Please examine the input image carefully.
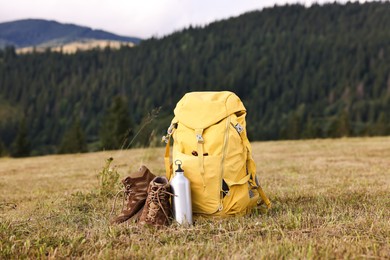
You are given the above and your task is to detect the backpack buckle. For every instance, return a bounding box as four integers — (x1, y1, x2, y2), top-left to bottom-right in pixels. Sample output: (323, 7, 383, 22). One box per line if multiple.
(196, 134, 204, 143)
(234, 123, 244, 134)
(167, 123, 177, 135)
(162, 135, 169, 143)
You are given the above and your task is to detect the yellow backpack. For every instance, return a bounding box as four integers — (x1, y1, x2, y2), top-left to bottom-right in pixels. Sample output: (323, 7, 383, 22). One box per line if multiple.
(164, 91, 271, 217)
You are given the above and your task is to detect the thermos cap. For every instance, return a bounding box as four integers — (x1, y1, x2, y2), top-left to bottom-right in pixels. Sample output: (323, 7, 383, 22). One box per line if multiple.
(175, 160, 184, 173)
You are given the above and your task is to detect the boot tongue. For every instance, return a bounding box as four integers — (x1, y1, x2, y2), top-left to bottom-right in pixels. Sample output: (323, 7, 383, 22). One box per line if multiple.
(122, 176, 132, 185)
(153, 177, 168, 185)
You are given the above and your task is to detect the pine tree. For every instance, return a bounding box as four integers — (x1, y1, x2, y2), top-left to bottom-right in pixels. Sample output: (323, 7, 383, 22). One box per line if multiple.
(286, 113, 301, 140)
(302, 116, 318, 139)
(336, 110, 351, 137)
(58, 119, 87, 154)
(99, 96, 132, 150)
(0, 138, 8, 157)
(11, 119, 31, 157)
(371, 112, 387, 136)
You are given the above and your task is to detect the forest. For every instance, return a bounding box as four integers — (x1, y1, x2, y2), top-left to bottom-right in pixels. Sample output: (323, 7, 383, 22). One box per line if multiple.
(0, 2, 389, 157)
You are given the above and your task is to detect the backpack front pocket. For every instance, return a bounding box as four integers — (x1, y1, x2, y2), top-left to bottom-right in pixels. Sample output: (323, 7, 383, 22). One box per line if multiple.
(222, 181, 251, 215)
(173, 151, 222, 214)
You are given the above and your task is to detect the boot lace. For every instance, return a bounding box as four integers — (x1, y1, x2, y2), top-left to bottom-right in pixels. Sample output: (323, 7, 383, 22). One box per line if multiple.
(145, 185, 173, 222)
(110, 184, 134, 216)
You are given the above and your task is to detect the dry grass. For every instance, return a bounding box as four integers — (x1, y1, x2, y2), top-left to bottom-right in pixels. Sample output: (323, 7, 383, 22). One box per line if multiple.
(0, 137, 389, 259)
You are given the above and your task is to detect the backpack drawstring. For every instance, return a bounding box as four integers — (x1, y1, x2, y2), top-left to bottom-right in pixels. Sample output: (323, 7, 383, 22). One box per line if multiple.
(195, 129, 206, 190)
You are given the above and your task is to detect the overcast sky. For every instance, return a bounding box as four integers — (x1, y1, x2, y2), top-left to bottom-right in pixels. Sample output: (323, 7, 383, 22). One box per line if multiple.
(0, 0, 374, 39)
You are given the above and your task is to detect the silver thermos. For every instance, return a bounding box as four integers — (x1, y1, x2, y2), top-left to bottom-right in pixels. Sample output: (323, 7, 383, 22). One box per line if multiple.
(170, 160, 193, 226)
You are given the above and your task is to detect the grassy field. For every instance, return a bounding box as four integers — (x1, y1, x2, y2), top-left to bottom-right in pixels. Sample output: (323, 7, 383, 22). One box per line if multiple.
(0, 137, 389, 259)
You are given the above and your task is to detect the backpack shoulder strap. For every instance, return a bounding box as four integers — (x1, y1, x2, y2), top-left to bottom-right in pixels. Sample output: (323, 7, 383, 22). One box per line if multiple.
(244, 138, 271, 208)
(163, 122, 177, 180)
(231, 118, 272, 209)
(164, 136, 172, 180)
(243, 135, 272, 209)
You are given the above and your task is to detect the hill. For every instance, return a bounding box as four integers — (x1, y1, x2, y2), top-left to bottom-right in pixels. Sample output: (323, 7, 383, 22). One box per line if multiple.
(0, 19, 141, 49)
(16, 39, 135, 54)
(0, 2, 390, 156)
(0, 137, 389, 258)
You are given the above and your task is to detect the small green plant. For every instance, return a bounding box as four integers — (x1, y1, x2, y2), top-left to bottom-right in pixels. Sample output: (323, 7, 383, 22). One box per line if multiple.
(97, 157, 120, 197)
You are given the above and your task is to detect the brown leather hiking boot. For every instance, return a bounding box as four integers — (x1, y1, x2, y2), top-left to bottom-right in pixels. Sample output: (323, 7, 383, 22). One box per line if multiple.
(139, 176, 173, 227)
(111, 165, 156, 224)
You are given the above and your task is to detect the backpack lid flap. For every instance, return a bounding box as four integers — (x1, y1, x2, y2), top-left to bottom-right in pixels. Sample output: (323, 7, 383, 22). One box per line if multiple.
(174, 91, 246, 129)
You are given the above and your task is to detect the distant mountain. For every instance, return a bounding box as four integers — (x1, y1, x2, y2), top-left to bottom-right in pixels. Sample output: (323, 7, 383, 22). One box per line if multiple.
(0, 19, 142, 49)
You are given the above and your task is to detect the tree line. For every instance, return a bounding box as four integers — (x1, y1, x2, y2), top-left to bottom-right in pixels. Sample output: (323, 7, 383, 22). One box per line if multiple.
(0, 2, 389, 157)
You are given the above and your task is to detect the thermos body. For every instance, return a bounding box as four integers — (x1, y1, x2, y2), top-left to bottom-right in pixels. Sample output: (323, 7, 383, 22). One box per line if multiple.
(170, 162, 193, 226)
